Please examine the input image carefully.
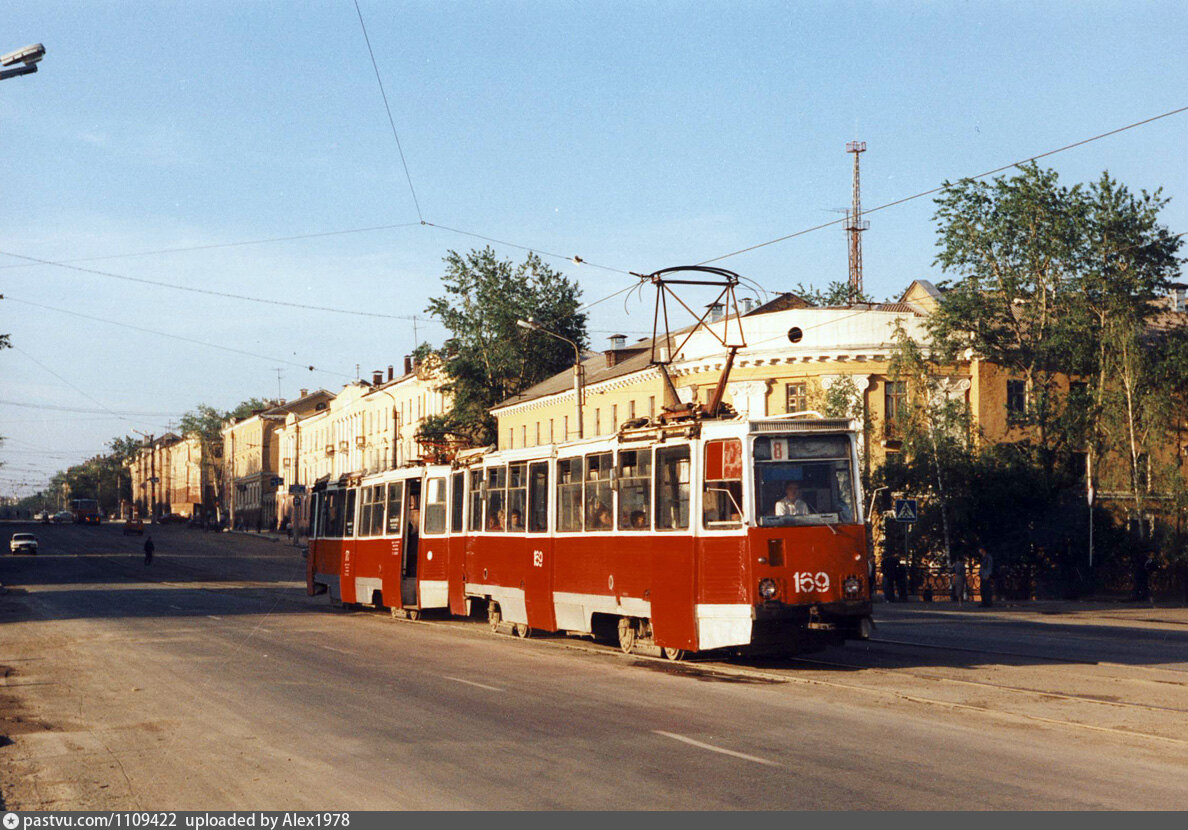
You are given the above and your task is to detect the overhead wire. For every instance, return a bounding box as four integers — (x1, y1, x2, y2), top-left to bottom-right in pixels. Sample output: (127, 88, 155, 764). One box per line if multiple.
(353, 0, 424, 223)
(2, 295, 354, 380)
(10, 344, 141, 426)
(698, 102, 1188, 266)
(0, 222, 424, 271)
(0, 249, 425, 321)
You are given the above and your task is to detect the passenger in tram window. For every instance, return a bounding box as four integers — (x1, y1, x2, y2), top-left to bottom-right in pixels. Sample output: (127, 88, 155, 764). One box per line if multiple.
(774, 481, 811, 517)
(630, 510, 647, 529)
(591, 503, 612, 530)
(508, 509, 524, 531)
(491, 508, 506, 531)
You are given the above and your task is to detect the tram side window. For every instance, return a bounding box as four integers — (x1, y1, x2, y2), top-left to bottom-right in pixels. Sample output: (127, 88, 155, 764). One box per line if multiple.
(343, 488, 357, 537)
(386, 481, 404, 535)
(358, 485, 375, 536)
(451, 472, 465, 533)
(703, 439, 744, 529)
(424, 477, 447, 535)
(468, 471, 483, 533)
(528, 462, 549, 533)
(371, 484, 388, 535)
(655, 445, 691, 530)
(585, 452, 614, 531)
(617, 449, 651, 530)
(310, 493, 321, 537)
(506, 463, 527, 532)
(486, 466, 507, 531)
(556, 457, 584, 532)
(325, 490, 345, 538)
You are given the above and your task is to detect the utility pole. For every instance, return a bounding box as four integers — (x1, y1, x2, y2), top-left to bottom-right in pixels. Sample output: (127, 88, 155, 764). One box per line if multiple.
(844, 141, 869, 303)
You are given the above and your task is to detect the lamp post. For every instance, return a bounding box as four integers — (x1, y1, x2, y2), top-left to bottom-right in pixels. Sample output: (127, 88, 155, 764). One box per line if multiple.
(517, 318, 583, 440)
(1, 43, 45, 82)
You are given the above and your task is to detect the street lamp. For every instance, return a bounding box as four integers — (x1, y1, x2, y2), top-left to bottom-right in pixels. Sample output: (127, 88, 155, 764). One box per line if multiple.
(1, 43, 45, 82)
(517, 318, 584, 440)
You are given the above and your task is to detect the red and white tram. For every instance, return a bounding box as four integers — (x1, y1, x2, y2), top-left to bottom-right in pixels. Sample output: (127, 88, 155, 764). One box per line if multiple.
(307, 414, 873, 657)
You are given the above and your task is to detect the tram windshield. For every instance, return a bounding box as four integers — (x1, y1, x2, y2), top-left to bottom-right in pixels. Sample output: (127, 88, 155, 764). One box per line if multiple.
(753, 435, 856, 526)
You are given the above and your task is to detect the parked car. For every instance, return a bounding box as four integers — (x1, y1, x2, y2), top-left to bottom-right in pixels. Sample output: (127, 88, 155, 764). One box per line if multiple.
(34, 510, 50, 523)
(123, 518, 145, 536)
(51, 511, 73, 523)
(9, 532, 38, 554)
(158, 513, 187, 525)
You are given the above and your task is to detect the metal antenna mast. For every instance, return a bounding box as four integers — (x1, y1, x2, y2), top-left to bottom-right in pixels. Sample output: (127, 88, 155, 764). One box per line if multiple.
(844, 141, 869, 303)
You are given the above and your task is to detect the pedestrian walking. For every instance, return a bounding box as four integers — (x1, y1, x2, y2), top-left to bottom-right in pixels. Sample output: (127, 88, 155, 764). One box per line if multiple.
(143, 536, 155, 566)
(950, 556, 967, 603)
(978, 547, 994, 607)
(895, 558, 909, 602)
(1140, 550, 1159, 605)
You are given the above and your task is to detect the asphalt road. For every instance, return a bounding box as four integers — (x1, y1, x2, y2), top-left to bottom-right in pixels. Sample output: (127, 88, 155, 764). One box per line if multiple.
(2, 522, 1186, 810)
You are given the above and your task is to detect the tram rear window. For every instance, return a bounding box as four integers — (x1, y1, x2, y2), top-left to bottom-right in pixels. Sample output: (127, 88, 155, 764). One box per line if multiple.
(753, 435, 855, 526)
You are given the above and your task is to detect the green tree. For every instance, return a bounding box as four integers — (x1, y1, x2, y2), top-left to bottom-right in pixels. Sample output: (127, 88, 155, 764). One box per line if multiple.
(178, 397, 272, 517)
(426, 248, 587, 446)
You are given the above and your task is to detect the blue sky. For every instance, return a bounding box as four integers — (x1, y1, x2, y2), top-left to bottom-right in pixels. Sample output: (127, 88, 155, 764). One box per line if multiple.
(3, 1, 1187, 495)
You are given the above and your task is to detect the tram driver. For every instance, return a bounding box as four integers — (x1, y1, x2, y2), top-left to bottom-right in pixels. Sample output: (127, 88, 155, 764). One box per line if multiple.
(774, 481, 811, 517)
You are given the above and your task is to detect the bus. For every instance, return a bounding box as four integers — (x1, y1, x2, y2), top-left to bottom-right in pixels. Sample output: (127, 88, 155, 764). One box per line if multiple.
(71, 498, 101, 525)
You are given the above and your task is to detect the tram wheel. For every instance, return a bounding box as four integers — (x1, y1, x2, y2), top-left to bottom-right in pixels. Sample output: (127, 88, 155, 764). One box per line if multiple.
(662, 647, 686, 662)
(488, 601, 502, 632)
(513, 622, 531, 639)
(617, 617, 637, 654)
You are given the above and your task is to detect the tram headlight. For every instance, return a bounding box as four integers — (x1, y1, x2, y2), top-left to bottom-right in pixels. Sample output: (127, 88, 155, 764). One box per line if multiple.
(758, 578, 779, 601)
(843, 576, 862, 597)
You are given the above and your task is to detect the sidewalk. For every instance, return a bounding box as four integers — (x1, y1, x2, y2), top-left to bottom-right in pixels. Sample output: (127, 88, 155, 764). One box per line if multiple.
(877, 596, 1188, 628)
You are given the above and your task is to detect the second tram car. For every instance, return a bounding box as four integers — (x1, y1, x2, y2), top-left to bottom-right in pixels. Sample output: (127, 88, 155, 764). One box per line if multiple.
(307, 414, 872, 656)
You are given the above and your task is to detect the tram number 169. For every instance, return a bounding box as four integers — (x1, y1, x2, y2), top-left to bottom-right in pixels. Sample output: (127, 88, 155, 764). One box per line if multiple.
(792, 571, 830, 593)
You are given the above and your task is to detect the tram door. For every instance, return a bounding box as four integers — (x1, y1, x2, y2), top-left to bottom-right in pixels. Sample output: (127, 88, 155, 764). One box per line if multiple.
(523, 461, 556, 630)
(402, 479, 421, 607)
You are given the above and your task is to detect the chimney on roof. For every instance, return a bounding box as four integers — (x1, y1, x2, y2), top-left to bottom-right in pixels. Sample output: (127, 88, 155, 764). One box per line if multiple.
(707, 302, 724, 323)
(387, 365, 394, 381)
(403, 355, 412, 375)
(299, 388, 308, 398)
(742, 297, 755, 314)
(372, 370, 383, 386)
(609, 333, 626, 350)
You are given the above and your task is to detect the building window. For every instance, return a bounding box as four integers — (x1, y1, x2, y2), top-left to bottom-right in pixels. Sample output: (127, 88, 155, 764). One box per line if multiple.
(508, 427, 514, 449)
(549, 419, 555, 443)
(785, 382, 807, 414)
(535, 422, 540, 446)
(564, 416, 569, 440)
(1006, 380, 1026, 419)
(612, 404, 618, 431)
(520, 425, 526, 448)
(648, 396, 656, 417)
(595, 408, 601, 434)
(629, 400, 636, 419)
(885, 380, 907, 437)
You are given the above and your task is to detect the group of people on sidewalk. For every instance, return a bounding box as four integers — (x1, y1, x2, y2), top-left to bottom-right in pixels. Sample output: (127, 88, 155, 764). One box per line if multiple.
(882, 547, 997, 606)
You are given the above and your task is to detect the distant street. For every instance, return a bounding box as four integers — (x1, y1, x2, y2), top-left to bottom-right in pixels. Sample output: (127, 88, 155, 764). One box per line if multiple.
(2, 523, 1187, 810)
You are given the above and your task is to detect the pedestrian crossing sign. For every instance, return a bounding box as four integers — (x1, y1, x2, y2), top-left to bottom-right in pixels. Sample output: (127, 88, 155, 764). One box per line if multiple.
(894, 498, 917, 523)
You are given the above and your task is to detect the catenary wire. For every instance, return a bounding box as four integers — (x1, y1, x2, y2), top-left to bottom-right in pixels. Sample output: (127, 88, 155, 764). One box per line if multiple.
(699, 102, 1188, 266)
(353, 0, 424, 223)
(10, 344, 139, 425)
(0, 249, 424, 321)
(0, 223, 424, 271)
(422, 222, 633, 276)
(2, 295, 353, 380)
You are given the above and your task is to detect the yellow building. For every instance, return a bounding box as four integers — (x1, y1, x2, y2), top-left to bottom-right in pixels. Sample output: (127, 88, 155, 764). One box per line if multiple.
(274, 360, 450, 532)
(221, 390, 334, 530)
(491, 285, 969, 464)
(128, 433, 181, 520)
